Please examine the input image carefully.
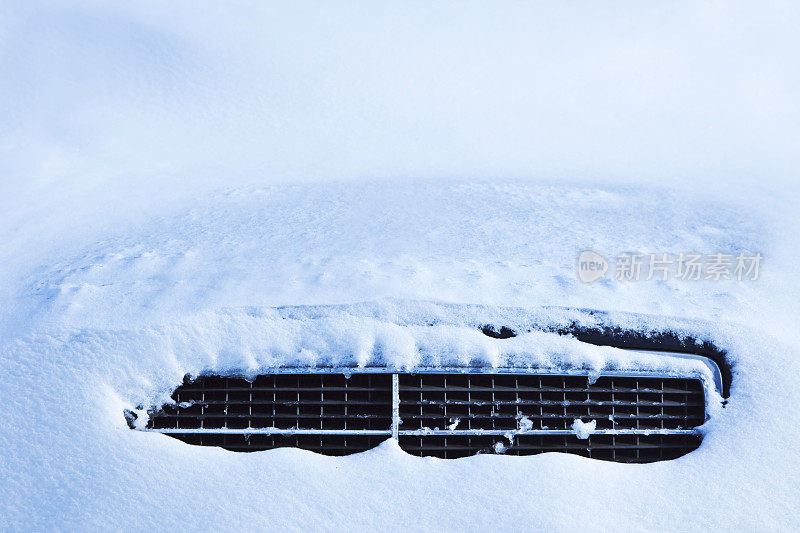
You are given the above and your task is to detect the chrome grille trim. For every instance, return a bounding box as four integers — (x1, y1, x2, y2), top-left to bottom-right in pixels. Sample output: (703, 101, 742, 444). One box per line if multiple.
(397, 428, 700, 436)
(144, 428, 392, 435)
(144, 427, 699, 436)
(133, 349, 721, 397)
(391, 373, 400, 439)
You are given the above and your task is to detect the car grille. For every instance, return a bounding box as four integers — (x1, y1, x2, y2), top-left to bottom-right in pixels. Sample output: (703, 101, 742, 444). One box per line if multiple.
(143, 373, 392, 455)
(129, 371, 706, 462)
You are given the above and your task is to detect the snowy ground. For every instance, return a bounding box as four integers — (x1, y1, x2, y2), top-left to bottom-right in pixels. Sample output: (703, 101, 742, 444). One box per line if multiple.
(2, 2, 800, 532)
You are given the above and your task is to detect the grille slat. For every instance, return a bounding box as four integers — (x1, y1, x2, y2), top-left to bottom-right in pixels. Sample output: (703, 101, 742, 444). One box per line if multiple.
(181, 400, 393, 405)
(399, 400, 703, 407)
(397, 413, 700, 420)
(398, 386, 698, 394)
(179, 387, 387, 392)
(136, 371, 707, 462)
(156, 413, 392, 420)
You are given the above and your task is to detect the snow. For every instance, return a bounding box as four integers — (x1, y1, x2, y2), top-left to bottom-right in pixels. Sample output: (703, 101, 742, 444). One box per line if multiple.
(2, 1, 800, 531)
(493, 441, 510, 454)
(518, 416, 534, 433)
(572, 419, 598, 440)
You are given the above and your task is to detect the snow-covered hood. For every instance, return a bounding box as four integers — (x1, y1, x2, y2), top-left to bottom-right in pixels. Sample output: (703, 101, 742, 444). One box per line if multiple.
(3, 1, 800, 529)
(2, 180, 799, 530)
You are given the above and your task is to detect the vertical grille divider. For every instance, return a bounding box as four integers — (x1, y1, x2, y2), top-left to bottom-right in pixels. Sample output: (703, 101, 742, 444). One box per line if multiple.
(224, 377, 229, 430)
(295, 375, 300, 430)
(443, 375, 448, 432)
(391, 374, 399, 439)
(562, 376, 567, 430)
(344, 377, 348, 431)
(491, 375, 496, 431)
(467, 375, 472, 431)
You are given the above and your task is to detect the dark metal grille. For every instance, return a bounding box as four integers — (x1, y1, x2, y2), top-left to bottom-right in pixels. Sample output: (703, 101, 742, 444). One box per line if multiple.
(174, 433, 390, 455)
(398, 374, 705, 432)
(397, 434, 702, 461)
(396, 373, 704, 461)
(146, 373, 392, 455)
(132, 371, 706, 462)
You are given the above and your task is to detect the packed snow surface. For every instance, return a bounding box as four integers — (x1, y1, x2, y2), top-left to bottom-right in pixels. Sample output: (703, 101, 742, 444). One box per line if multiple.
(2, 2, 800, 532)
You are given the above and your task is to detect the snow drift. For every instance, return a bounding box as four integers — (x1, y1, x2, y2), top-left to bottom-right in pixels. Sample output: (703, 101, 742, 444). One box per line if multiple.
(2, 1, 800, 531)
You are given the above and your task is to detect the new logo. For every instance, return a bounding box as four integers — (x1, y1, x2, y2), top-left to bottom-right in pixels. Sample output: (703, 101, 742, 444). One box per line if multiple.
(576, 250, 609, 283)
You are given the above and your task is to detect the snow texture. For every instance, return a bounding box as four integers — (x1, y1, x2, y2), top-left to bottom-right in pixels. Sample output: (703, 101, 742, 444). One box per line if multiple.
(572, 419, 598, 440)
(2, 2, 800, 532)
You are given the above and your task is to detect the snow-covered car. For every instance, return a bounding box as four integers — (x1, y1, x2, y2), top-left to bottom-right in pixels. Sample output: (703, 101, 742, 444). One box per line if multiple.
(3, 2, 799, 531)
(124, 305, 728, 463)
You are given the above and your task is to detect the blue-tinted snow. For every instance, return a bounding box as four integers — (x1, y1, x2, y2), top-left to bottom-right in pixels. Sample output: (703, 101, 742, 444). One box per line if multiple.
(1, 2, 800, 531)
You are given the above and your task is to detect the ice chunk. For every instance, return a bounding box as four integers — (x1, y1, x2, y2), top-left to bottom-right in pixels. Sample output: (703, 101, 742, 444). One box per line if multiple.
(517, 415, 533, 432)
(571, 419, 597, 440)
(132, 409, 150, 430)
(493, 441, 509, 454)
